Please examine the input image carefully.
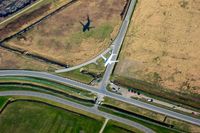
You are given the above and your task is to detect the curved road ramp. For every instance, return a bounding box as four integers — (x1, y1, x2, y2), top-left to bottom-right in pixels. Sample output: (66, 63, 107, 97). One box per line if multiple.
(0, 91, 155, 133)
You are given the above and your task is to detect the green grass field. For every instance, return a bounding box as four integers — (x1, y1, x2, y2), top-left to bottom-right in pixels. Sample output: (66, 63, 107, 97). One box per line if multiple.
(104, 125, 133, 133)
(0, 101, 103, 133)
(0, 97, 9, 109)
(103, 120, 143, 133)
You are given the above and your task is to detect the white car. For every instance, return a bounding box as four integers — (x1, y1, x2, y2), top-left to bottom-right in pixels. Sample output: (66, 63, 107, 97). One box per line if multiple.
(147, 99, 153, 102)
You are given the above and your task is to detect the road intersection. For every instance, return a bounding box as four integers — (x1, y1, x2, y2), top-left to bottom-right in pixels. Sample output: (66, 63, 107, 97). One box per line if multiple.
(0, 70, 200, 126)
(0, 90, 155, 133)
(55, 47, 111, 73)
(0, 0, 199, 131)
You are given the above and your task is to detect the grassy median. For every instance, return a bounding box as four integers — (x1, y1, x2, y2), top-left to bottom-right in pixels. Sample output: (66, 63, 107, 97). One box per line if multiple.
(0, 76, 96, 98)
(56, 58, 106, 84)
(0, 76, 97, 106)
(0, 97, 9, 110)
(100, 97, 200, 132)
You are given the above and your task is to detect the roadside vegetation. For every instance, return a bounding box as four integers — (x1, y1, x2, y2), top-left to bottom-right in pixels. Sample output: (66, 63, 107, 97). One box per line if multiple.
(112, 76, 200, 109)
(57, 58, 106, 84)
(99, 105, 179, 133)
(130, 94, 200, 119)
(0, 97, 9, 110)
(164, 117, 200, 132)
(0, 84, 94, 107)
(101, 97, 200, 132)
(0, 76, 97, 106)
(83, 58, 106, 74)
(0, 76, 96, 98)
(103, 97, 166, 122)
(57, 69, 94, 84)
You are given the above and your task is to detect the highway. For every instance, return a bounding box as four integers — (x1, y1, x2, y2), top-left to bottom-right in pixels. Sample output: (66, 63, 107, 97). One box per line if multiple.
(0, 0, 199, 129)
(0, 90, 155, 133)
(0, 70, 200, 126)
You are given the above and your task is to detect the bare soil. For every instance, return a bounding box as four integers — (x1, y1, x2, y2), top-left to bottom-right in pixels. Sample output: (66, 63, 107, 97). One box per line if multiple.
(115, 0, 200, 94)
(5, 0, 126, 66)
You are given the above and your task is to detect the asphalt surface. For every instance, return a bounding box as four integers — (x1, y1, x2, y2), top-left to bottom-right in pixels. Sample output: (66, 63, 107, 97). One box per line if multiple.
(0, 0, 199, 129)
(55, 0, 135, 74)
(99, 0, 200, 126)
(99, 0, 135, 92)
(55, 47, 111, 73)
(0, 70, 200, 126)
(0, 90, 155, 133)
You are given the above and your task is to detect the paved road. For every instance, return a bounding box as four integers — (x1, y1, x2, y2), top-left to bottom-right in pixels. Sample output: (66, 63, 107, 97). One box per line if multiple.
(0, 0, 45, 26)
(99, 0, 136, 92)
(99, 0, 200, 126)
(55, 47, 111, 73)
(0, 90, 155, 133)
(0, 0, 199, 128)
(0, 70, 200, 126)
(99, 118, 109, 133)
(55, 0, 135, 74)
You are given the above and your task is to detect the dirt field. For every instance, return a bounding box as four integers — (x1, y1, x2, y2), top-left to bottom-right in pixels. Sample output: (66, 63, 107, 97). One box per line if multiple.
(115, 0, 200, 95)
(5, 0, 126, 66)
(0, 47, 60, 71)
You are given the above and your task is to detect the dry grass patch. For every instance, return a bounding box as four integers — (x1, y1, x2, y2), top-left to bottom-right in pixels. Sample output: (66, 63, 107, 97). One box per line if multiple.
(103, 97, 165, 122)
(115, 0, 200, 96)
(0, 47, 59, 71)
(165, 117, 200, 132)
(5, 0, 126, 66)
